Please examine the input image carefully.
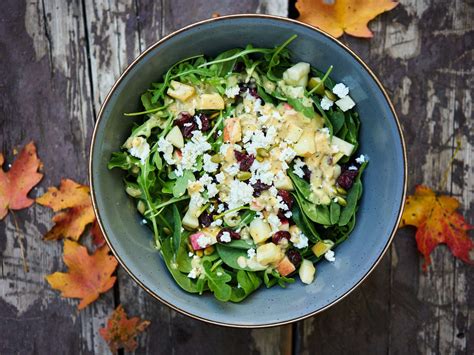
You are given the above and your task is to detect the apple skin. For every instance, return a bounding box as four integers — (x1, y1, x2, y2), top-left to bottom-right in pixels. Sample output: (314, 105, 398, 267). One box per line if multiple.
(277, 256, 296, 276)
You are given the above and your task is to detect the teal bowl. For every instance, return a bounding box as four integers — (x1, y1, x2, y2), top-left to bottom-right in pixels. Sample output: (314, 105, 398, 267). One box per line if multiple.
(90, 14, 407, 327)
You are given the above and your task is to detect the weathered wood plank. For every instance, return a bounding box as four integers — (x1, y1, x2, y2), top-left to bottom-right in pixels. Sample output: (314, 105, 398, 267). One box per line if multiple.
(298, 0, 473, 354)
(0, 0, 112, 354)
(81, 1, 291, 354)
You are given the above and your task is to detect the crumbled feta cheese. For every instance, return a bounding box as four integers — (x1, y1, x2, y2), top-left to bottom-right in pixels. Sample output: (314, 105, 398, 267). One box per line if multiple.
(348, 165, 358, 171)
(207, 183, 219, 198)
(320, 127, 330, 135)
(269, 186, 278, 197)
(258, 114, 269, 124)
(284, 211, 292, 218)
(199, 173, 213, 186)
(217, 203, 225, 213)
(128, 137, 150, 163)
(217, 130, 222, 137)
(183, 122, 193, 127)
(225, 163, 240, 176)
(225, 85, 240, 98)
(249, 160, 274, 185)
(332, 83, 349, 98)
(175, 131, 211, 173)
(291, 231, 308, 249)
(211, 218, 223, 227)
(157, 137, 174, 165)
(188, 252, 194, 257)
(276, 196, 289, 211)
(320, 96, 334, 110)
(141, 219, 147, 224)
(215, 172, 226, 184)
(247, 248, 256, 259)
(355, 154, 367, 164)
(243, 126, 277, 155)
(280, 146, 297, 162)
(267, 213, 281, 232)
(293, 158, 306, 178)
(187, 268, 199, 279)
(220, 231, 231, 243)
(195, 115, 202, 130)
(225, 180, 254, 209)
(196, 235, 211, 248)
(325, 250, 336, 262)
(202, 153, 219, 173)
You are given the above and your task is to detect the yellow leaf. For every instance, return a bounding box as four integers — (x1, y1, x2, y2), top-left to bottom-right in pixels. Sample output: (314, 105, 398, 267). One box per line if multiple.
(296, 0, 398, 38)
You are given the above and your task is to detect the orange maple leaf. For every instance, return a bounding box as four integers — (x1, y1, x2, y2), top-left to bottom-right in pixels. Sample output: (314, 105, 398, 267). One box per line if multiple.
(0, 141, 43, 219)
(36, 179, 96, 241)
(296, 0, 398, 38)
(91, 220, 106, 248)
(99, 305, 151, 353)
(400, 185, 473, 270)
(46, 239, 118, 309)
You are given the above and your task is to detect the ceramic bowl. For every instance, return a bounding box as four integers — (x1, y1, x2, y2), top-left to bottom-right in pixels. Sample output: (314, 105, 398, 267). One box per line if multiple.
(90, 14, 406, 327)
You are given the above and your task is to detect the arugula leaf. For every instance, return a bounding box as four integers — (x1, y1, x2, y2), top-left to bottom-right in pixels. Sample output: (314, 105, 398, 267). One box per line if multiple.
(202, 260, 232, 302)
(216, 240, 259, 271)
(172, 170, 195, 198)
(108, 152, 138, 170)
(263, 270, 295, 288)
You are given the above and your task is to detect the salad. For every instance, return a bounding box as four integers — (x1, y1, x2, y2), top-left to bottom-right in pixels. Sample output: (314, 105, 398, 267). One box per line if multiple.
(108, 35, 368, 302)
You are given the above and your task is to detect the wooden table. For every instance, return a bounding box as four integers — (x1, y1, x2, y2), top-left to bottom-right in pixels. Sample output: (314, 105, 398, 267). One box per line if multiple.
(1, 1, 472, 354)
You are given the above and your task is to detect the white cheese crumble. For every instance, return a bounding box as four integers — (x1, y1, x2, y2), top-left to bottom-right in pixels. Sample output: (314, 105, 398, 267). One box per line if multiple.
(267, 213, 281, 232)
(284, 211, 292, 218)
(188, 252, 194, 257)
(243, 126, 277, 155)
(355, 154, 367, 164)
(226, 180, 254, 209)
(249, 160, 274, 185)
(280, 146, 297, 162)
(217, 203, 225, 213)
(211, 218, 223, 227)
(215, 172, 225, 184)
(187, 269, 199, 279)
(332, 83, 349, 98)
(207, 183, 219, 198)
(291, 230, 308, 249)
(320, 96, 334, 110)
(195, 115, 202, 130)
(225, 85, 240, 98)
(196, 235, 211, 248)
(247, 248, 256, 259)
(224, 163, 240, 176)
(320, 127, 330, 135)
(325, 250, 336, 262)
(202, 153, 219, 173)
(128, 137, 151, 163)
(293, 158, 306, 178)
(348, 165, 358, 171)
(175, 131, 211, 175)
(220, 231, 231, 243)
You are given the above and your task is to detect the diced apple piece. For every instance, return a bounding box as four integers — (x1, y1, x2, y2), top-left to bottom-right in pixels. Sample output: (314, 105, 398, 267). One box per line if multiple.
(189, 232, 212, 250)
(284, 122, 303, 143)
(165, 125, 184, 148)
(312, 240, 335, 258)
(299, 259, 316, 284)
(182, 197, 202, 230)
(223, 117, 242, 143)
(197, 93, 225, 110)
(293, 129, 316, 157)
(332, 136, 355, 156)
(274, 173, 294, 191)
(256, 243, 284, 265)
(335, 95, 356, 112)
(332, 152, 344, 163)
(283, 62, 310, 87)
(277, 256, 296, 277)
(167, 80, 195, 101)
(249, 218, 272, 244)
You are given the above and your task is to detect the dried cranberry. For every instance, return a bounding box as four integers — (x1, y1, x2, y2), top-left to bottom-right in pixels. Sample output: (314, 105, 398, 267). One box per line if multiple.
(195, 113, 210, 132)
(337, 168, 358, 190)
(216, 228, 240, 243)
(252, 180, 271, 197)
(234, 150, 255, 171)
(233, 62, 245, 73)
(174, 111, 193, 127)
(277, 190, 294, 210)
(302, 165, 312, 182)
(199, 211, 216, 228)
(277, 212, 289, 224)
(182, 121, 197, 138)
(248, 87, 259, 98)
(287, 249, 302, 267)
(272, 231, 291, 245)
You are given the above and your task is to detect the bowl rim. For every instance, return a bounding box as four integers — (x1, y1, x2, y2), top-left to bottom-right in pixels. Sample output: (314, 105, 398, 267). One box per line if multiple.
(89, 13, 407, 328)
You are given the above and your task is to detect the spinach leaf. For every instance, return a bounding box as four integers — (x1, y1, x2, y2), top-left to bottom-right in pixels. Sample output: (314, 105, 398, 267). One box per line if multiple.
(171, 204, 182, 256)
(288, 170, 318, 204)
(293, 193, 331, 225)
(291, 203, 320, 242)
(216, 240, 258, 271)
(202, 260, 232, 302)
(263, 270, 295, 288)
(172, 170, 195, 198)
(329, 110, 345, 135)
(160, 237, 199, 293)
(108, 152, 138, 170)
(338, 180, 361, 226)
(329, 202, 341, 225)
(287, 97, 316, 118)
(230, 270, 262, 302)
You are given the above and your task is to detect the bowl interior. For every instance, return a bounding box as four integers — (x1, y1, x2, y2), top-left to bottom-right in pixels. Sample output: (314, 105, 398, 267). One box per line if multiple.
(91, 16, 405, 327)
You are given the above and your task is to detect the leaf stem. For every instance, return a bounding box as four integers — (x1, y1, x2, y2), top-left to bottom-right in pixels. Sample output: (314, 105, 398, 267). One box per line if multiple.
(307, 65, 334, 96)
(145, 195, 190, 218)
(213, 206, 250, 220)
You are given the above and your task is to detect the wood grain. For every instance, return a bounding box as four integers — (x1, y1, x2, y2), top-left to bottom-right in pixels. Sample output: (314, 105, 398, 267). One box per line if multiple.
(0, 0, 471, 354)
(298, 1, 473, 354)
